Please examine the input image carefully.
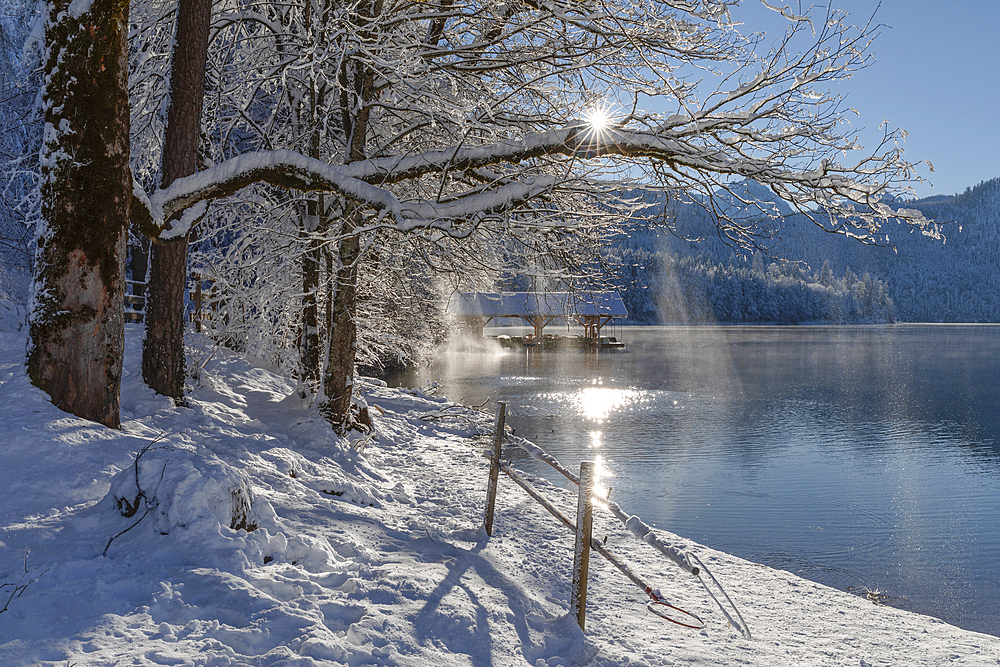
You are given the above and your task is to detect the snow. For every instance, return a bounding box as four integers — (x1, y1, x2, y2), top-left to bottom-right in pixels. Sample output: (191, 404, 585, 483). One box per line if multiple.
(66, 0, 94, 20)
(1, 327, 999, 666)
(447, 293, 627, 319)
(137, 118, 935, 243)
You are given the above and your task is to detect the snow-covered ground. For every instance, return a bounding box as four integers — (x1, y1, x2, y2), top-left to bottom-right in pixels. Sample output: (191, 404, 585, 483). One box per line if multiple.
(1, 324, 998, 666)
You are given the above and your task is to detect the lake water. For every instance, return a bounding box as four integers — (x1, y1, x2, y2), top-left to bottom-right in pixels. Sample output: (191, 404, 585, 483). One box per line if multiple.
(389, 325, 1000, 637)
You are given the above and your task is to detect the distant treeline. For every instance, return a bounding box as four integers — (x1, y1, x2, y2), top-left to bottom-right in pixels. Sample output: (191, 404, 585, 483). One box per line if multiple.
(611, 177, 1000, 324)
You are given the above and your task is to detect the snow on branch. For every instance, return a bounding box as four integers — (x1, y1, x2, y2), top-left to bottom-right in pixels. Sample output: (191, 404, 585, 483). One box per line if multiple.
(133, 121, 934, 242)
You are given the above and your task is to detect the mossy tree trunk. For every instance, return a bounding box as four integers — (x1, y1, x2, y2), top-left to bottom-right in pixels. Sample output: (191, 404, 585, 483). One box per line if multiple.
(27, 0, 131, 428)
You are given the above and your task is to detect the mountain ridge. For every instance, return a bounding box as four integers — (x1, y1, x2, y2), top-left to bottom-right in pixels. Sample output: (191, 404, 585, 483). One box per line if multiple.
(610, 176, 1000, 323)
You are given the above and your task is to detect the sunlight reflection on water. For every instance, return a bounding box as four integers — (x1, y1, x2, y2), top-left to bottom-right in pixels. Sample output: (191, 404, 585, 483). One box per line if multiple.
(574, 386, 642, 422)
(391, 325, 1000, 637)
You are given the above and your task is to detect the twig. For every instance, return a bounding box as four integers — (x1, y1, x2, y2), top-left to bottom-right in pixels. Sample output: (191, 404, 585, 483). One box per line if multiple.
(0, 550, 48, 614)
(102, 506, 154, 557)
(103, 433, 172, 557)
(351, 430, 376, 453)
(419, 405, 469, 421)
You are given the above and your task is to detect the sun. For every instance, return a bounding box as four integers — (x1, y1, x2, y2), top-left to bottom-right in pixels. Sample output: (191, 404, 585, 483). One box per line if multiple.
(584, 106, 612, 134)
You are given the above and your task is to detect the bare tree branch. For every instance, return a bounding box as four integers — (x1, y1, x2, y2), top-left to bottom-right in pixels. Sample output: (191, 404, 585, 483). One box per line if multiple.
(137, 120, 934, 241)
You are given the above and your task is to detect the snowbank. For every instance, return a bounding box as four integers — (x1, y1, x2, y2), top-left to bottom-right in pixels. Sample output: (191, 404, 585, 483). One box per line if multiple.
(0, 329, 998, 666)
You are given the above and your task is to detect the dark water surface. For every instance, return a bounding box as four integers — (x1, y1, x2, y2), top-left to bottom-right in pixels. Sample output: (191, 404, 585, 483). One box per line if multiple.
(391, 325, 1000, 637)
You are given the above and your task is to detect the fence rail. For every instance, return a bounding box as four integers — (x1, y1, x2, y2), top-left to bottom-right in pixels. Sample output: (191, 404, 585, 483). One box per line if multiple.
(120, 277, 223, 330)
(482, 403, 751, 638)
(124, 280, 145, 323)
(190, 273, 225, 332)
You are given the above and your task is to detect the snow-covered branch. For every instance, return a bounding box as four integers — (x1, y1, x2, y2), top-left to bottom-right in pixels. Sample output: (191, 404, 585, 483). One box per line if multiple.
(136, 119, 934, 242)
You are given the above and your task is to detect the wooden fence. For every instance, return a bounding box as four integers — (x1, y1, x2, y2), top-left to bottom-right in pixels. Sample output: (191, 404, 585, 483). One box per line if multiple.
(124, 280, 146, 323)
(121, 276, 222, 331)
(481, 403, 751, 637)
(190, 273, 224, 333)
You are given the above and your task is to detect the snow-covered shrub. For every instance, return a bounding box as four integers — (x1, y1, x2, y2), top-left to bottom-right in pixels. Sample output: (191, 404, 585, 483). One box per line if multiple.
(106, 444, 271, 537)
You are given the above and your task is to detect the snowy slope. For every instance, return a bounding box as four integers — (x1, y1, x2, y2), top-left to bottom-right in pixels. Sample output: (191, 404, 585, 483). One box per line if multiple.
(1, 328, 998, 666)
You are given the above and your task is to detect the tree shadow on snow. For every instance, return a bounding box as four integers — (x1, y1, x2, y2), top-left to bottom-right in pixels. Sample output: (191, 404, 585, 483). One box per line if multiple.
(413, 539, 579, 667)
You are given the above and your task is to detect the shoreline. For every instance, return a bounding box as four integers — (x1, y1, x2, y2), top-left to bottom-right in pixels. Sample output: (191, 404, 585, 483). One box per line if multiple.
(0, 329, 998, 665)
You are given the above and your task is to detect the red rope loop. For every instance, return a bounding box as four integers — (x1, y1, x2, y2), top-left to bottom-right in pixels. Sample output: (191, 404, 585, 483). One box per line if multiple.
(644, 587, 705, 629)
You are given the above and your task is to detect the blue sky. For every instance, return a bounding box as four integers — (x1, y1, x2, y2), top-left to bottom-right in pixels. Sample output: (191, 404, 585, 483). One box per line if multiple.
(732, 0, 999, 199)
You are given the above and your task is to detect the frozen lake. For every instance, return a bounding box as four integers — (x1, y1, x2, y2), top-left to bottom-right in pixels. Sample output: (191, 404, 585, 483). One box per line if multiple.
(390, 325, 1000, 637)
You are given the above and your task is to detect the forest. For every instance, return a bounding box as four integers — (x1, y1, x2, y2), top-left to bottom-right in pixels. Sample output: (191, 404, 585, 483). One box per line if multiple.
(610, 177, 1000, 324)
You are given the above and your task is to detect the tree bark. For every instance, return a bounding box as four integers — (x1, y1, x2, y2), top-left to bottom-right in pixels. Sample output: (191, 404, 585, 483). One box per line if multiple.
(142, 238, 190, 397)
(27, 0, 131, 428)
(294, 0, 331, 399)
(142, 0, 212, 399)
(298, 200, 323, 395)
(322, 30, 376, 430)
(322, 207, 361, 428)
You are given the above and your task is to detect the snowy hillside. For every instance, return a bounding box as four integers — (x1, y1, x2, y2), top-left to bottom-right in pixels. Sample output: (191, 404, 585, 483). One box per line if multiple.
(1, 328, 999, 665)
(614, 177, 1000, 323)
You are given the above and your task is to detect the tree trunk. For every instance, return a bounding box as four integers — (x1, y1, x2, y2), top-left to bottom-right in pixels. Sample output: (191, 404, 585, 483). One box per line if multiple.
(322, 207, 362, 429)
(297, 59, 326, 396)
(298, 200, 323, 395)
(142, 238, 190, 397)
(27, 0, 131, 428)
(323, 35, 375, 430)
(141, 0, 212, 399)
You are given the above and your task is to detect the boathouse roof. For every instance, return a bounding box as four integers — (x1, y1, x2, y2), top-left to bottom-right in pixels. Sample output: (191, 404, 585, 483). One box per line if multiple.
(448, 292, 628, 318)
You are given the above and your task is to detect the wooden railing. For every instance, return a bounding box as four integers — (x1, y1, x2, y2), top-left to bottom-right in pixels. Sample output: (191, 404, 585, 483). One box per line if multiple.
(190, 273, 224, 333)
(481, 403, 750, 637)
(124, 281, 146, 323)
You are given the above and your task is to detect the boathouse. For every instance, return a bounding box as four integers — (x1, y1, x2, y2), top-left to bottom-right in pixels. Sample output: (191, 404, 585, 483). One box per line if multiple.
(447, 291, 628, 342)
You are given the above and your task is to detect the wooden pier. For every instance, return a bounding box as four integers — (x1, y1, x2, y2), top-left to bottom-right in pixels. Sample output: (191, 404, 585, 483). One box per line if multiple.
(448, 292, 628, 348)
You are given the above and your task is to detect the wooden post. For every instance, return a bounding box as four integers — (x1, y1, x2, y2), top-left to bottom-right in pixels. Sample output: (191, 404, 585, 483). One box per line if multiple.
(483, 402, 506, 537)
(571, 461, 595, 631)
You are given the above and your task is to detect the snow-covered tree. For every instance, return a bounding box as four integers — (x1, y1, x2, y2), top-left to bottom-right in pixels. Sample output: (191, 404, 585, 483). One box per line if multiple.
(141, 0, 212, 400)
(0, 0, 40, 277)
(31, 0, 942, 428)
(26, 0, 131, 427)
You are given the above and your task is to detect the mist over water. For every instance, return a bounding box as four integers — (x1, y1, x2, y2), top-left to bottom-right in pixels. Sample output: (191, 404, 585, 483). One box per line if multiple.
(389, 325, 1000, 637)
